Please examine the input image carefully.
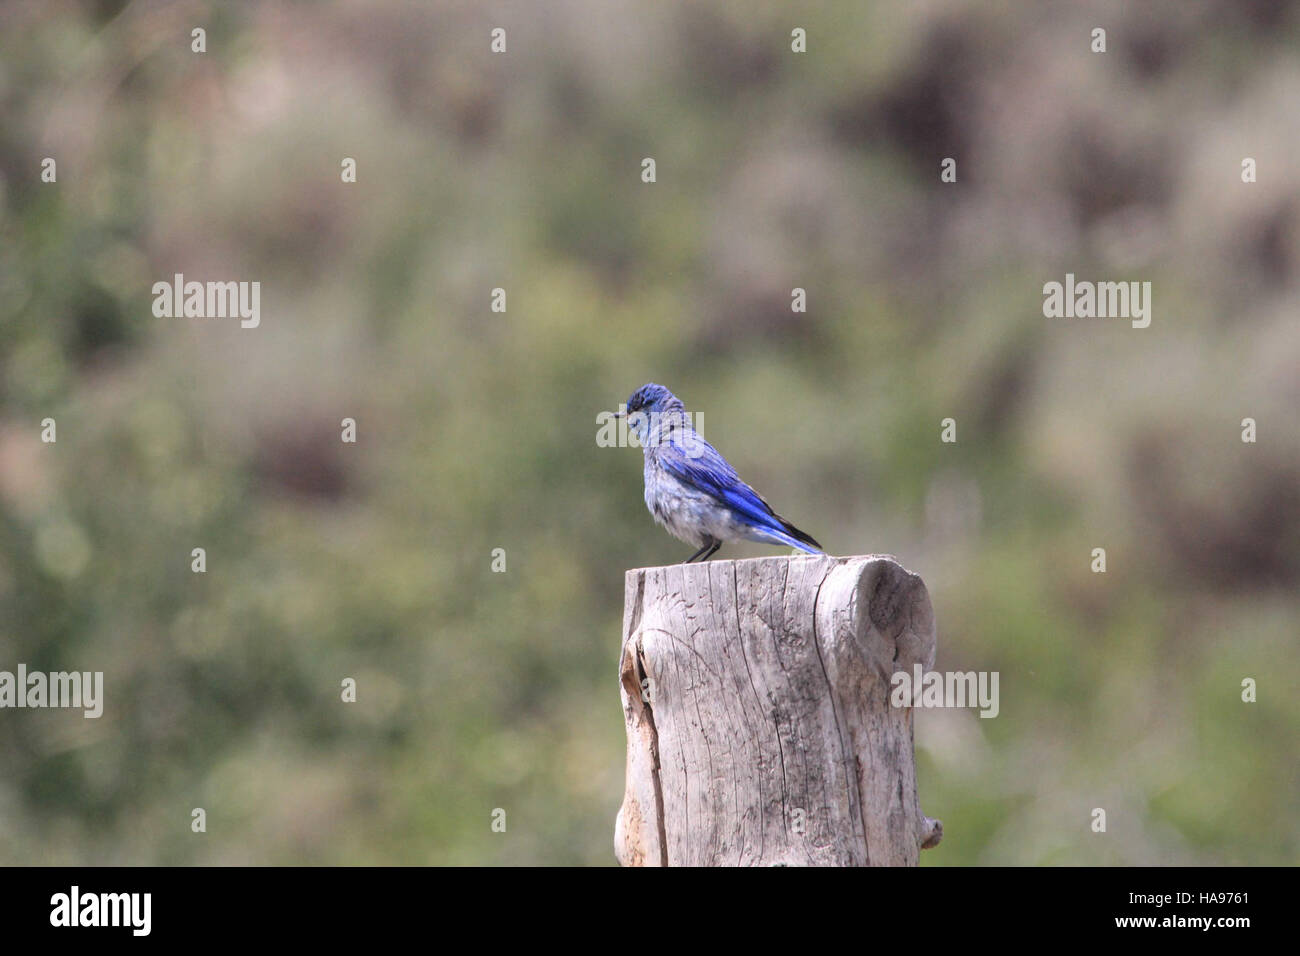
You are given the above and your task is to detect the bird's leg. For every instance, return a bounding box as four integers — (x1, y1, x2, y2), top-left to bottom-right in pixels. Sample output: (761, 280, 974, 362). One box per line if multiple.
(684, 538, 717, 563)
(702, 540, 722, 561)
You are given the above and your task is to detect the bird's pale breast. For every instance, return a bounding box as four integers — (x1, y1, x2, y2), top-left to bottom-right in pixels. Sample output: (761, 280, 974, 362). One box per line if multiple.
(644, 452, 750, 547)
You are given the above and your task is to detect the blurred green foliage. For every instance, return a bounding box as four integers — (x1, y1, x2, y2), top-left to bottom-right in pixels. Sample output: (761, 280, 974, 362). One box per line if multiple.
(0, 1, 1297, 865)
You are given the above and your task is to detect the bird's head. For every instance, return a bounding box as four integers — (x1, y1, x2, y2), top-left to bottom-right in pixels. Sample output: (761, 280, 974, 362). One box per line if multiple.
(617, 383, 683, 444)
(624, 383, 676, 416)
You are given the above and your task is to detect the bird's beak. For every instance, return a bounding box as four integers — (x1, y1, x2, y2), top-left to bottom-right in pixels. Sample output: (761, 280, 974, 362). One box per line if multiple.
(612, 410, 626, 419)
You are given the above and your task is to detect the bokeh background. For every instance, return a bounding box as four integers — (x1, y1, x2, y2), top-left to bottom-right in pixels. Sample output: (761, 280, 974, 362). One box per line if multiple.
(1, 0, 1297, 865)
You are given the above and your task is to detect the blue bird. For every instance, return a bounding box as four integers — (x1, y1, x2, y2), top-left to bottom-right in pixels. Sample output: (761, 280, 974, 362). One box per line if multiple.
(616, 383, 824, 563)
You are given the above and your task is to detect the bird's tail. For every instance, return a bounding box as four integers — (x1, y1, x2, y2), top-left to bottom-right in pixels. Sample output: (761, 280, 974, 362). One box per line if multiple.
(757, 516, 824, 555)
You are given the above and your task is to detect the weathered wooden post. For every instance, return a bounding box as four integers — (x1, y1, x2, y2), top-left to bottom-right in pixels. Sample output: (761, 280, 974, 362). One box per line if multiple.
(615, 554, 942, 866)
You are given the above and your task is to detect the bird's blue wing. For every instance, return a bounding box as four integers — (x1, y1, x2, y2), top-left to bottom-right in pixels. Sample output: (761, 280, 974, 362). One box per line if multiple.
(656, 433, 781, 529)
